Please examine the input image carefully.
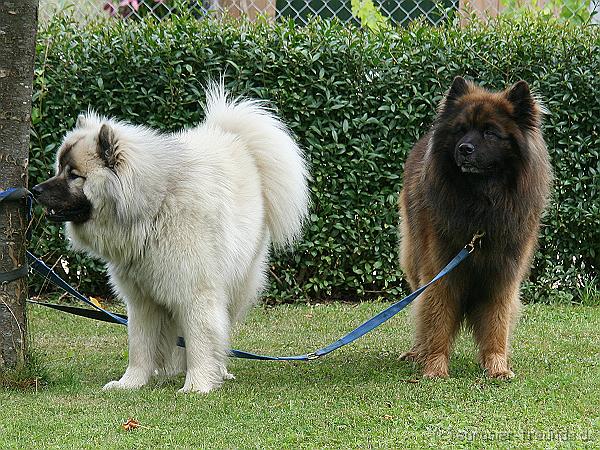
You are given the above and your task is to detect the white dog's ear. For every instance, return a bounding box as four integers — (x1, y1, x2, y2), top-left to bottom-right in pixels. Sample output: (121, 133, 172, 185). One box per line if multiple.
(76, 114, 86, 128)
(98, 123, 118, 169)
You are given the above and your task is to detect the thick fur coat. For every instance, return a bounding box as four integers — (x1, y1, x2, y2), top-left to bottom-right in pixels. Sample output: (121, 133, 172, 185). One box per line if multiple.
(33, 86, 310, 393)
(398, 77, 552, 379)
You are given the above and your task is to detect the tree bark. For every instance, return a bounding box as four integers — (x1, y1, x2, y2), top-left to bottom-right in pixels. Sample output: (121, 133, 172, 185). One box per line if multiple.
(0, 0, 38, 370)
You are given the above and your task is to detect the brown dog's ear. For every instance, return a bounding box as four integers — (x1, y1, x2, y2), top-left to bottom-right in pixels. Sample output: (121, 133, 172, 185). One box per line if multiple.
(447, 76, 470, 101)
(506, 80, 540, 129)
(506, 80, 531, 103)
(438, 76, 472, 114)
(98, 123, 118, 169)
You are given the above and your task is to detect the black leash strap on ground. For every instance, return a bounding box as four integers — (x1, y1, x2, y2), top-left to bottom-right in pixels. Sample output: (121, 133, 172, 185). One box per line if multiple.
(0, 187, 32, 283)
(27, 251, 129, 326)
(26, 299, 128, 324)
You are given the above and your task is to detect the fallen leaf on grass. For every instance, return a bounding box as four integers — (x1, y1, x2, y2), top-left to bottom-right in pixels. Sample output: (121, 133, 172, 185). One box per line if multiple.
(403, 379, 419, 384)
(89, 297, 104, 308)
(122, 418, 141, 431)
(382, 414, 395, 420)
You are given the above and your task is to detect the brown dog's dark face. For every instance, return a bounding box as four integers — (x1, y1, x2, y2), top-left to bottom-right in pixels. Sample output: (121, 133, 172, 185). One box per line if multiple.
(450, 105, 516, 174)
(434, 77, 540, 177)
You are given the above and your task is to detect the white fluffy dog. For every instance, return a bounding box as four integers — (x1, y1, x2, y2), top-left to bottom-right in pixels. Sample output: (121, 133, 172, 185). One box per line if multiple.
(32, 85, 310, 393)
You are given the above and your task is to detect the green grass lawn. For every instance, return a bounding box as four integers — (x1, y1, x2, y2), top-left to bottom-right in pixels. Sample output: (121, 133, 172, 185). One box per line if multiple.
(1, 302, 599, 448)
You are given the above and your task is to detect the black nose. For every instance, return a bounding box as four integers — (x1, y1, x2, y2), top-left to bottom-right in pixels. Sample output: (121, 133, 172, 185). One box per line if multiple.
(458, 143, 475, 155)
(31, 184, 45, 197)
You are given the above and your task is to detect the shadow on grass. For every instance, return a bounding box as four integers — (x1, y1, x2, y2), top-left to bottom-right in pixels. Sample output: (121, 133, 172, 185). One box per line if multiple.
(225, 351, 486, 390)
(0, 351, 49, 391)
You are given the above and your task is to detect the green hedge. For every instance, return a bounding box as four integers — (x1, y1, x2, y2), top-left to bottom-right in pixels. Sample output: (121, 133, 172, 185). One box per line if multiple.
(30, 15, 600, 304)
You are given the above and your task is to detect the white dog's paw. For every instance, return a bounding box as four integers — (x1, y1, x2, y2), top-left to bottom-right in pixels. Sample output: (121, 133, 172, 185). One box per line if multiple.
(177, 382, 218, 394)
(103, 379, 144, 391)
(103, 372, 149, 390)
(218, 365, 235, 381)
(222, 371, 235, 381)
(177, 378, 220, 394)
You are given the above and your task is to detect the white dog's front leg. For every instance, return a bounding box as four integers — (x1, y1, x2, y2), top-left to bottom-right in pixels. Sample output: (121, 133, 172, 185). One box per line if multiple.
(104, 298, 164, 391)
(175, 289, 230, 394)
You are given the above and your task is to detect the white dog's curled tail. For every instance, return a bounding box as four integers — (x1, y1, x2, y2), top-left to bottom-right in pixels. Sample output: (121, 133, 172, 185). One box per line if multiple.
(203, 84, 310, 248)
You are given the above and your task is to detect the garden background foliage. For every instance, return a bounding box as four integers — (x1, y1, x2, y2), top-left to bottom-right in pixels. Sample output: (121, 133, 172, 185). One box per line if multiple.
(30, 14, 600, 303)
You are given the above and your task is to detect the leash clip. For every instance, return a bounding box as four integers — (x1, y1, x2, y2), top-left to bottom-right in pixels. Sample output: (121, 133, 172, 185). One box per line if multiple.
(466, 231, 486, 254)
(306, 352, 319, 361)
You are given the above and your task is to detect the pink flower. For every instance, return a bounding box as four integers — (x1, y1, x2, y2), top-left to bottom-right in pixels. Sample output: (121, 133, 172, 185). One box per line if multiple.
(119, 0, 140, 11)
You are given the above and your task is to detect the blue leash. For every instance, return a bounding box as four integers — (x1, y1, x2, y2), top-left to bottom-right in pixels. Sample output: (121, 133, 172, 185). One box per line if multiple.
(2, 186, 482, 361)
(27, 252, 129, 326)
(229, 244, 474, 360)
(27, 238, 481, 361)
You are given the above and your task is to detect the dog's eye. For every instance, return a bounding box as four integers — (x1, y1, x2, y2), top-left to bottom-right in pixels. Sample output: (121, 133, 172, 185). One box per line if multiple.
(484, 129, 499, 139)
(68, 171, 85, 181)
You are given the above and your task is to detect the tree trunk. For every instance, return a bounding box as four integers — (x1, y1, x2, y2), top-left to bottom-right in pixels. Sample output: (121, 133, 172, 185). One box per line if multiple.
(0, 0, 38, 370)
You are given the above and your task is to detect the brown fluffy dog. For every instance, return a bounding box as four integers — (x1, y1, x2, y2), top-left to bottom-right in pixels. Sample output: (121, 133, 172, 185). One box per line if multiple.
(398, 77, 552, 379)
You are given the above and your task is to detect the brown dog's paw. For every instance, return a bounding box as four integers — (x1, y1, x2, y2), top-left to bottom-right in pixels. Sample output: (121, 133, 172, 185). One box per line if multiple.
(422, 369, 449, 379)
(399, 350, 420, 362)
(487, 369, 515, 380)
(422, 354, 449, 379)
(482, 354, 514, 380)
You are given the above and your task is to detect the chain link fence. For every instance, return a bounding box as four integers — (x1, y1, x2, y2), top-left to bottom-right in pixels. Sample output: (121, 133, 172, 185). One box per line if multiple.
(40, 0, 600, 26)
